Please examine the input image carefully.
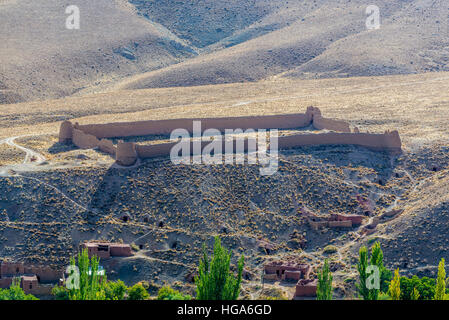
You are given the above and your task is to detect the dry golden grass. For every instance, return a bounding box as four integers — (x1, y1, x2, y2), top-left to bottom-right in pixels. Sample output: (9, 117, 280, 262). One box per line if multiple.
(1, 72, 448, 149)
(0, 144, 25, 166)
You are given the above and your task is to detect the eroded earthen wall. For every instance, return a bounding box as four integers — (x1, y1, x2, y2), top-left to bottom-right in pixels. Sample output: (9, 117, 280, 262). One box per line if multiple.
(109, 245, 132, 257)
(313, 116, 351, 132)
(1, 262, 24, 275)
(98, 139, 116, 155)
(77, 113, 313, 138)
(0, 278, 12, 289)
(72, 129, 100, 149)
(278, 131, 401, 154)
(135, 137, 260, 159)
(24, 266, 62, 282)
(59, 107, 402, 165)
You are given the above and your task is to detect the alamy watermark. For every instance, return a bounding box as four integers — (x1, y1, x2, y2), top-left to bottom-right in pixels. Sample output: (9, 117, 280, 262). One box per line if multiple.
(366, 5, 381, 30)
(366, 265, 381, 290)
(66, 5, 80, 30)
(169, 121, 279, 176)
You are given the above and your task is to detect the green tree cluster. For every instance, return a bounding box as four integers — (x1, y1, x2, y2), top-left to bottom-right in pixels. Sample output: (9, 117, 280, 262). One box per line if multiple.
(398, 276, 435, 300)
(195, 236, 244, 300)
(357, 242, 391, 300)
(52, 248, 149, 300)
(127, 283, 149, 300)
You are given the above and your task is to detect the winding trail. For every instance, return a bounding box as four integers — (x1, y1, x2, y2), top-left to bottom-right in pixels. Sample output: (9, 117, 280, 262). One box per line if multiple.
(0, 135, 92, 213)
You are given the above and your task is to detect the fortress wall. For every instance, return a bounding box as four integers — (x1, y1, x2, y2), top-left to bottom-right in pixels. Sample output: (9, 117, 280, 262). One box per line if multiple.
(278, 132, 402, 154)
(135, 130, 402, 160)
(59, 107, 402, 166)
(136, 137, 259, 159)
(72, 129, 100, 149)
(136, 142, 176, 159)
(313, 116, 351, 133)
(98, 139, 116, 155)
(77, 113, 312, 138)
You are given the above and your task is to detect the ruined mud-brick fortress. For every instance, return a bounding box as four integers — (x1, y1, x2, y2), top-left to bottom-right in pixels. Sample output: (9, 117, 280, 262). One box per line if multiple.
(59, 106, 402, 166)
(55, 108, 403, 299)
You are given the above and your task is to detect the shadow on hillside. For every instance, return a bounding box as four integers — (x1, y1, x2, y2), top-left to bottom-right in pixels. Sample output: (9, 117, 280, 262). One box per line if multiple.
(47, 142, 77, 154)
(281, 144, 398, 180)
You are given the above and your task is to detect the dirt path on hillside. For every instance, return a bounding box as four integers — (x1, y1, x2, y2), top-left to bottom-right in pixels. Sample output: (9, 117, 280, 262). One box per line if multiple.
(0, 136, 93, 212)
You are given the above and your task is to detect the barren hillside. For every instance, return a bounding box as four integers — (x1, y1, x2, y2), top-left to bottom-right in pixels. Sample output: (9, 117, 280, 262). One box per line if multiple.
(0, 0, 196, 104)
(0, 71, 448, 297)
(1, 0, 448, 103)
(115, 0, 449, 90)
(0, 0, 449, 300)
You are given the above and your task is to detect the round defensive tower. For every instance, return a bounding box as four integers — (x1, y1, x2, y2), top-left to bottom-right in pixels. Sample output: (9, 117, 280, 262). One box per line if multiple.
(116, 141, 138, 166)
(59, 121, 73, 144)
(384, 130, 402, 155)
(306, 106, 321, 123)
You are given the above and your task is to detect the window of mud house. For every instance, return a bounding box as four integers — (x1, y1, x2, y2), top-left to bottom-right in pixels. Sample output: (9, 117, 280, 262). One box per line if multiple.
(98, 245, 109, 252)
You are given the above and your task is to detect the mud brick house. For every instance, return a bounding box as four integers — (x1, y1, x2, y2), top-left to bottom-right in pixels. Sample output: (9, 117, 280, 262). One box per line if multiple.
(264, 261, 312, 281)
(308, 213, 366, 230)
(264, 261, 318, 298)
(0, 261, 60, 295)
(295, 279, 318, 297)
(81, 242, 133, 259)
(21, 275, 39, 294)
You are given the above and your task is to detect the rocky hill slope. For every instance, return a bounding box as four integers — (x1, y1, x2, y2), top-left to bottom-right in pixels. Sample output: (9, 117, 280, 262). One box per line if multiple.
(1, 0, 448, 103)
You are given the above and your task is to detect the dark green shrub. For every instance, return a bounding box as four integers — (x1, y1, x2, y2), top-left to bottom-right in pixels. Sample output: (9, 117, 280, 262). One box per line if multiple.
(127, 283, 149, 300)
(157, 286, 192, 300)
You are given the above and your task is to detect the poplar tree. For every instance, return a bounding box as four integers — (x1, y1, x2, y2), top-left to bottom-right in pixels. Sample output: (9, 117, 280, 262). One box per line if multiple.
(195, 236, 244, 300)
(357, 242, 391, 300)
(370, 241, 391, 294)
(434, 258, 447, 300)
(411, 287, 420, 300)
(389, 269, 401, 300)
(357, 246, 370, 300)
(317, 259, 333, 300)
(68, 248, 106, 300)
